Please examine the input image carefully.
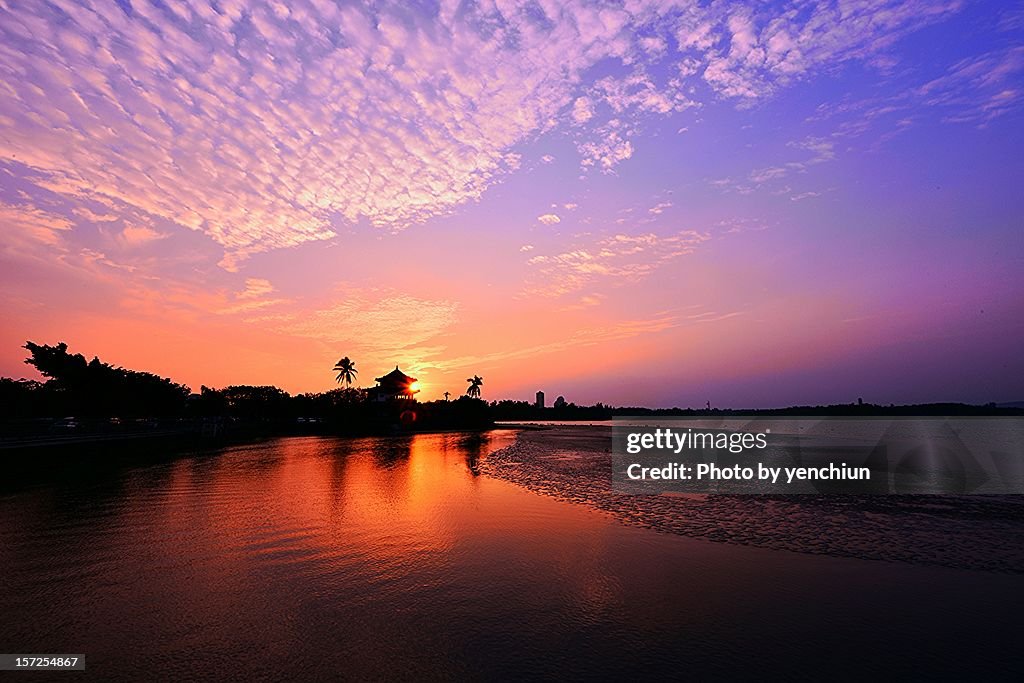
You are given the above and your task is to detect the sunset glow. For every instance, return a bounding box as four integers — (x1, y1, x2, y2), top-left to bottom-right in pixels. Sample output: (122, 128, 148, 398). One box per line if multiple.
(1, 1, 1022, 406)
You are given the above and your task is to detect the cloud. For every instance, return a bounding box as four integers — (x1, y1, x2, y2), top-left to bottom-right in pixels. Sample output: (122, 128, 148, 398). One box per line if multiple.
(807, 44, 1024, 143)
(239, 278, 276, 300)
(744, 136, 837, 188)
(700, 1, 964, 102)
(537, 213, 562, 225)
(265, 288, 459, 361)
(0, 2, 627, 264)
(424, 312, 683, 373)
(648, 201, 673, 215)
(0, 0, 974, 267)
(0, 198, 201, 289)
(76, 248, 137, 273)
(915, 46, 1024, 125)
(120, 223, 168, 247)
(749, 167, 790, 184)
(0, 200, 74, 248)
(789, 137, 835, 163)
(579, 121, 635, 171)
(593, 70, 687, 116)
(717, 217, 771, 235)
(683, 310, 746, 324)
(527, 229, 709, 296)
(572, 67, 699, 170)
(572, 96, 595, 124)
(0, 1, 692, 265)
(73, 206, 119, 223)
(217, 277, 287, 314)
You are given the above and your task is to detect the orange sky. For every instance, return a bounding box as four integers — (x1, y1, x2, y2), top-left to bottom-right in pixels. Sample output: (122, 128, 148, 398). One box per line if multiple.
(1, 1, 1023, 407)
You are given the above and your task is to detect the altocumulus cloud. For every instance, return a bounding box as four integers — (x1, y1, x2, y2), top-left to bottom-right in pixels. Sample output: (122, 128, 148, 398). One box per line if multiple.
(0, 0, 967, 267)
(260, 288, 460, 361)
(527, 230, 709, 296)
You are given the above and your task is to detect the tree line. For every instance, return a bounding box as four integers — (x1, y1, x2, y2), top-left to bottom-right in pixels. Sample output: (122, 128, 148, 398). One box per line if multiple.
(0, 342, 493, 429)
(1, 341, 1017, 424)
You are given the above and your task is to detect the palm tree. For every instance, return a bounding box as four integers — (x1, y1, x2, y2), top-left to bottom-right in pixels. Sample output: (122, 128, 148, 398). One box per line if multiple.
(466, 375, 483, 399)
(443, 391, 451, 402)
(333, 357, 358, 387)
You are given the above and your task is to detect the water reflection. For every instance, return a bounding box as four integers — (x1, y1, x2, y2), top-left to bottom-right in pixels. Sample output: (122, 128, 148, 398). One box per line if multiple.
(0, 431, 1020, 680)
(458, 432, 489, 476)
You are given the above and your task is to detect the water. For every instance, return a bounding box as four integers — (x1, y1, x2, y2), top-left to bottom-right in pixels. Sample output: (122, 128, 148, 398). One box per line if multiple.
(1, 432, 1021, 680)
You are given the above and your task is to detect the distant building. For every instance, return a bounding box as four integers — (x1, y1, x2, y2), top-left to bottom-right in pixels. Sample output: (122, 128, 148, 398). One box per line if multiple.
(369, 366, 419, 402)
(535, 391, 545, 408)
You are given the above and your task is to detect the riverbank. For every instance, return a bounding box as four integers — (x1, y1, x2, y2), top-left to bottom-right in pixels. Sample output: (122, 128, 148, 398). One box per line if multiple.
(0, 416, 495, 455)
(483, 425, 1024, 573)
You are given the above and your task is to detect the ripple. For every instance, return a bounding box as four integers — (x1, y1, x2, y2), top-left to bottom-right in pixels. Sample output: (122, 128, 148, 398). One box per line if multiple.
(483, 426, 1024, 573)
(1, 431, 1021, 680)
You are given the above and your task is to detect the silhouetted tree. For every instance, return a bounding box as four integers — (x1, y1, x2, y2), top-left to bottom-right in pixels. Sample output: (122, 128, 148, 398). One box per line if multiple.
(192, 385, 227, 417)
(22, 341, 190, 416)
(466, 375, 483, 399)
(0, 378, 44, 417)
(331, 386, 368, 406)
(333, 356, 358, 387)
(220, 385, 290, 420)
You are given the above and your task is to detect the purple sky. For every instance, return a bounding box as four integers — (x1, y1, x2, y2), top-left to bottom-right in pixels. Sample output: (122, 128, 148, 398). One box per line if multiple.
(1, 0, 1022, 407)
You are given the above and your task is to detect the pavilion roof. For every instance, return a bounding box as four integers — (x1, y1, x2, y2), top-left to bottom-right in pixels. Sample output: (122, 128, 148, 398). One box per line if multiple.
(375, 366, 417, 385)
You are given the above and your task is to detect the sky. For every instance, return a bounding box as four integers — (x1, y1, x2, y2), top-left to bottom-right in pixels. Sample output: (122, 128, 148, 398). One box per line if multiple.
(1, 0, 1022, 408)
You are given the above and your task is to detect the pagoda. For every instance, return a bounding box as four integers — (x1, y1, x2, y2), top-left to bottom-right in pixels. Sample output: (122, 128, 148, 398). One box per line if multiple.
(369, 366, 419, 402)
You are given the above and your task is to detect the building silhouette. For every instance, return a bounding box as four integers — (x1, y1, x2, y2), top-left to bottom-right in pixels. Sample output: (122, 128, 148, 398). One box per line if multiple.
(535, 391, 545, 408)
(369, 367, 418, 402)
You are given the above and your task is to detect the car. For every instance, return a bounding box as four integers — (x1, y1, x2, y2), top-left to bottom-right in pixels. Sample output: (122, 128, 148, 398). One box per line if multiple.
(50, 417, 78, 432)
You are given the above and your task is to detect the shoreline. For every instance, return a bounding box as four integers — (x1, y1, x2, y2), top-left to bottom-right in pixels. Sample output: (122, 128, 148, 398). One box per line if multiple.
(482, 424, 1024, 574)
(0, 423, 497, 452)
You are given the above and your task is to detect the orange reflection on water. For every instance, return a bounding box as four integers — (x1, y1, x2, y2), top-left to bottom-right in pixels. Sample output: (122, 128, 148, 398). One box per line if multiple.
(107, 431, 692, 647)
(4, 431, 1022, 680)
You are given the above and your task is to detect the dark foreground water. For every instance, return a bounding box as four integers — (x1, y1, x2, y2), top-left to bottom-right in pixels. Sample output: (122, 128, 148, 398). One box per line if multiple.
(1, 432, 1021, 680)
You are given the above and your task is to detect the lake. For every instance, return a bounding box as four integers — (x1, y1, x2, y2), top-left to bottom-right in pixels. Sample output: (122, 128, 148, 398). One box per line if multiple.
(1, 431, 1020, 679)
